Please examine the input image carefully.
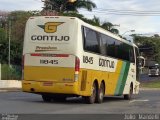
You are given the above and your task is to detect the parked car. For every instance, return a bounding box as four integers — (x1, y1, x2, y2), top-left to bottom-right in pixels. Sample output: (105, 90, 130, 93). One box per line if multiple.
(148, 64, 160, 77)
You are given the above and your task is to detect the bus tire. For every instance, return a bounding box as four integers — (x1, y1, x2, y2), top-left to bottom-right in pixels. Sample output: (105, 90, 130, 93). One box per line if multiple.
(84, 82, 97, 104)
(42, 95, 52, 102)
(124, 84, 133, 100)
(96, 82, 105, 103)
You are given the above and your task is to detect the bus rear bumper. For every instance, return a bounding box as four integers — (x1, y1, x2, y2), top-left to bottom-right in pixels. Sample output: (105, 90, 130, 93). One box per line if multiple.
(22, 80, 80, 95)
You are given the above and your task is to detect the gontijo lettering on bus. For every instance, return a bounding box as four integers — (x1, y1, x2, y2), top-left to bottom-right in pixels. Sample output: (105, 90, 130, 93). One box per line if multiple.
(99, 58, 115, 68)
(83, 56, 115, 69)
(30, 22, 70, 42)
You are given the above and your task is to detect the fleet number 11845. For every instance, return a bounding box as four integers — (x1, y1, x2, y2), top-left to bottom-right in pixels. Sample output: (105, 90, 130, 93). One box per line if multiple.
(40, 59, 58, 64)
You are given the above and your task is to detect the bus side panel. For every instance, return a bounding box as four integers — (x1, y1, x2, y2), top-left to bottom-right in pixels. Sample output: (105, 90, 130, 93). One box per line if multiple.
(105, 60, 123, 95)
(123, 63, 138, 94)
(78, 69, 95, 96)
(78, 60, 125, 96)
(113, 61, 131, 95)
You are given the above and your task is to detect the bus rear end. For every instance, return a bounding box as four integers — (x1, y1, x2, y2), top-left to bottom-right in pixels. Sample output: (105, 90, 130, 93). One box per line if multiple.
(22, 16, 80, 97)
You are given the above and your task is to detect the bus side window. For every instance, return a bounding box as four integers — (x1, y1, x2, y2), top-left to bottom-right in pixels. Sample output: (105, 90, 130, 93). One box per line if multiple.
(100, 34, 108, 56)
(82, 26, 100, 54)
(129, 47, 135, 63)
(107, 37, 116, 58)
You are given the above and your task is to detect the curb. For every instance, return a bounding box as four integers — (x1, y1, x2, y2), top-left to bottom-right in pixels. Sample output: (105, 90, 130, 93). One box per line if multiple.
(0, 88, 22, 92)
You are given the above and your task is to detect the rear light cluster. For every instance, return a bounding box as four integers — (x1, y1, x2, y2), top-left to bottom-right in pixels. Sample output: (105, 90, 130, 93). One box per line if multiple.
(75, 57, 80, 72)
(74, 57, 80, 82)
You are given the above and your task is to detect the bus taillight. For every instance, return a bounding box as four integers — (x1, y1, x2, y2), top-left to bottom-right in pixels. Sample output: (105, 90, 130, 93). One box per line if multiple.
(75, 57, 80, 81)
(75, 57, 80, 72)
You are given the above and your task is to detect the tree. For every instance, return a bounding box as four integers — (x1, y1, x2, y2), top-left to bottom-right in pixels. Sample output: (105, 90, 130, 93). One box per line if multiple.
(154, 34, 160, 38)
(9, 11, 40, 42)
(0, 28, 6, 42)
(101, 22, 119, 34)
(0, 11, 40, 65)
(66, 0, 96, 12)
(43, 0, 96, 14)
(0, 12, 8, 64)
(134, 35, 160, 64)
(63, 12, 119, 34)
(92, 16, 100, 26)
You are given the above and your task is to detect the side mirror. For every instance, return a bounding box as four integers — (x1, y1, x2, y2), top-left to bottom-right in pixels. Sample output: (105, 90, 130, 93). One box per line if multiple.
(138, 56, 145, 68)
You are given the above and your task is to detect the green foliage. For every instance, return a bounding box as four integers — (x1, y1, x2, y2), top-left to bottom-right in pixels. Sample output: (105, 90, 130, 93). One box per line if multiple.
(9, 11, 38, 42)
(101, 22, 119, 34)
(0, 11, 41, 65)
(10, 41, 23, 65)
(0, 11, 40, 80)
(62, 12, 84, 18)
(0, 41, 8, 64)
(44, 0, 96, 13)
(1, 64, 21, 80)
(0, 27, 8, 64)
(0, 40, 22, 65)
(1, 64, 9, 80)
(134, 35, 160, 63)
(0, 28, 6, 42)
(43, 0, 119, 34)
(141, 80, 160, 88)
(70, 0, 96, 12)
(63, 13, 119, 34)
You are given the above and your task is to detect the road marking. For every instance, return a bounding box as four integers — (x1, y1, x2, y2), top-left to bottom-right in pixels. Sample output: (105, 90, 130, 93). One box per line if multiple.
(129, 99, 149, 103)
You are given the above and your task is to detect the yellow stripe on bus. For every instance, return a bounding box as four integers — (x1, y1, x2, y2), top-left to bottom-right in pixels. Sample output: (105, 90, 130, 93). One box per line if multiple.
(105, 60, 123, 95)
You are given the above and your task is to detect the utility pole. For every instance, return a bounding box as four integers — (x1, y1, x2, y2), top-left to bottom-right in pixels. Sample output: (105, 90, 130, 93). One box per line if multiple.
(8, 20, 11, 68)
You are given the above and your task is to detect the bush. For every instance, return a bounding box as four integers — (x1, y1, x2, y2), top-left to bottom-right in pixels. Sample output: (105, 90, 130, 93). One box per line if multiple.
(1, 64, 22, 80)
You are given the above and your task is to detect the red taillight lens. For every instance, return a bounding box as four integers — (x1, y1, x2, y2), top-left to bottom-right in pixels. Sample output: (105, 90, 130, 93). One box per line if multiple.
(75, 57, 80, 72)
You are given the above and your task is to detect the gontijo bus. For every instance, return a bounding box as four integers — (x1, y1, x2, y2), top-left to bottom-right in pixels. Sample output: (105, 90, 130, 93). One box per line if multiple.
(22, 16, 144, 104)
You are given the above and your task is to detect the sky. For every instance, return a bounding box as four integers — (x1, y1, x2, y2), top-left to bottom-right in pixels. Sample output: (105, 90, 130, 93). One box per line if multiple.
(0, 0, 160, 38)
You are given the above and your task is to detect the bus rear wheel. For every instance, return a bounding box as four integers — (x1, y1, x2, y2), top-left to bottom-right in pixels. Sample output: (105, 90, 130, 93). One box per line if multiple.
(84, 82, 97, 104)
(124, 84, 133, 100)
(96, 82, 105, 103)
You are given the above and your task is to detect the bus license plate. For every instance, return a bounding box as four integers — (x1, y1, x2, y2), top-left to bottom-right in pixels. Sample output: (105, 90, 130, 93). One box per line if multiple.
(43, 82, 53, 86)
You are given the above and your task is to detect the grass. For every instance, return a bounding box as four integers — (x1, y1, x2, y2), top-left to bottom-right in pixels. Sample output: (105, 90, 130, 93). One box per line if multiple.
(141, 81, 160, 88)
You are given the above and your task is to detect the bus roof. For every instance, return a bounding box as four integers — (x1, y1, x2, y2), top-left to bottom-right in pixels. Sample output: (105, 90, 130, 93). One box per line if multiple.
(28, 16, 138, 48)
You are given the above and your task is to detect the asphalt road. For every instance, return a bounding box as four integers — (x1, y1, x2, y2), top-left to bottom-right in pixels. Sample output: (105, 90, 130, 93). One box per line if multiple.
(0, 90, 159, 114)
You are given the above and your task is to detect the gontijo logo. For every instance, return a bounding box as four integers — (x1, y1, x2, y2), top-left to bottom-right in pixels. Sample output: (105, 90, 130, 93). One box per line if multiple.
(38, 22, 64, 33)
(31, 22, 70, 42)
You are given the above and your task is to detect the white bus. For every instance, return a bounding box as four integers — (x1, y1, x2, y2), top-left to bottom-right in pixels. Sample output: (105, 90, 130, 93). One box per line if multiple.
(22, 16, 144, 104)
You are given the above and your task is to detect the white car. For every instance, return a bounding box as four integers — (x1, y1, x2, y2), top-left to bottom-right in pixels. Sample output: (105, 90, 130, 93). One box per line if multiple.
(148, 64, 160, 77)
